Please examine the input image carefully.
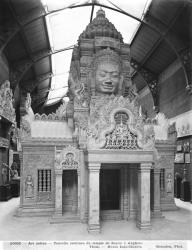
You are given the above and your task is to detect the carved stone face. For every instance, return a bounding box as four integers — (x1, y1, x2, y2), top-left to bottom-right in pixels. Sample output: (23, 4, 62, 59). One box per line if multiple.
(66, 153, 74, 163)
(95, 61, 120, 94)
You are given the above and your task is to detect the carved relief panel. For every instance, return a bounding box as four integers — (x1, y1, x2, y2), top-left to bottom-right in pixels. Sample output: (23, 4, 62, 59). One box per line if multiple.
(22, 149, 54, 204)
(25, 175, 34, 199)
(55, 145, 80, 171)
(156, 154, 175, 197)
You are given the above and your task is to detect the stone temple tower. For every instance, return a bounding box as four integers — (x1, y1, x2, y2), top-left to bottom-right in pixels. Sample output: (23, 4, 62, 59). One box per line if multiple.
(68, 8, 132, 99)
(67, 8, 138, 148)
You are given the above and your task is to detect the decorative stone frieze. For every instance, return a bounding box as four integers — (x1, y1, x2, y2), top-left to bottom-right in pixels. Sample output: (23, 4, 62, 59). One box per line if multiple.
(34, 103, 67, 121)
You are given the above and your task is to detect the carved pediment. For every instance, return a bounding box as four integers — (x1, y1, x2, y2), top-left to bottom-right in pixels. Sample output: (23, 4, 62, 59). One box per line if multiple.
(55, 145, 80, 170)
(74, 95, 155, 150)
(104, 112, 139, 150)
(73, 95, 155, 150)
(0, 80, 15, 122)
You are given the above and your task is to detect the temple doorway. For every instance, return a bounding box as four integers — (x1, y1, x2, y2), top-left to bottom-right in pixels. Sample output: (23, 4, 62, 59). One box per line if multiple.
(62, 170, 78, 214)
(100, 169, 120, 210)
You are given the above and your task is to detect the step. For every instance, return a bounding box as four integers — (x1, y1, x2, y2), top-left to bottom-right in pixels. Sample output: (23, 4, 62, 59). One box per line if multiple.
(50, 214, 80, 224)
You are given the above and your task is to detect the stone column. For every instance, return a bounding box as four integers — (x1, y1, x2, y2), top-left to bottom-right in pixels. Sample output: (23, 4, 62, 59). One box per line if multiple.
(137, 163, 152, 230)
(19, 151, 24, 207)
(77, 169, 80, 215)
(120, 167, 124, 216)
(88, 163, 101, 233)
(153, 168, 162, 217)
(123, 167, 129, 220)
(79, 149, 87, 222)
(129, 166, 137, 218)
(54, 169, 63, 216)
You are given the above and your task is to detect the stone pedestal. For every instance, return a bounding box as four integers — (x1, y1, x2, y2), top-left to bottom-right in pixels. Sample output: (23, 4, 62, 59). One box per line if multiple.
(88, 163, 101, 233)
(137, 163, 152, 230)
(54, 169, 62, 216)
(153, 168, 163, 217)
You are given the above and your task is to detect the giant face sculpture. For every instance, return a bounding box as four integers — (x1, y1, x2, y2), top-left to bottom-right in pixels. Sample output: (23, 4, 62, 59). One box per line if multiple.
(96, 61, 120, 94)
(94, 48, 122, 95)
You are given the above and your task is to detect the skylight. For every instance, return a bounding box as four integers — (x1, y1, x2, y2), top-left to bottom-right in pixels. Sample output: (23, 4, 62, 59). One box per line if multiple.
(41, 0, 152, 106)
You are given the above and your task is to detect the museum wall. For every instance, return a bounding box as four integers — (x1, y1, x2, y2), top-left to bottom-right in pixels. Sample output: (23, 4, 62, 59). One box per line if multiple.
(158, 59, 192, 119)
(138, 59, 192, 120)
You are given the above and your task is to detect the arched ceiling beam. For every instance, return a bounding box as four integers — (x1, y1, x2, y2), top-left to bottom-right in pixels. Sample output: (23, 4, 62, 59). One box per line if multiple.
(33, 92, 68, 108)
(32, 96, 47, 108)
(10, 45, 74, 89)
(90, 0, 96, 23)
(7, 0, 39, 80)
(130, 4, 186, 77)
(0, 1, 182, 54)
(2, 1, 188, 81)
(0, 3, 46, 54)
(1, 0, 190, 104)
(48, 1, 191, 91)
(131, 58, 159, 112)
(20, 72, 53, 93)
(132, 8, 190, 91)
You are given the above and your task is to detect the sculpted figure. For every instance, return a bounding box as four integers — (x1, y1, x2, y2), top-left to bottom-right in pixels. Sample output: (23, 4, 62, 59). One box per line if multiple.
(94, 48, 123, 95)
(167, 173, 172, 193)
(10, 162, 20, 180)
(25, 175, 34, 198)
(96, 61, 120, 94)
(63, 153, 78, 168)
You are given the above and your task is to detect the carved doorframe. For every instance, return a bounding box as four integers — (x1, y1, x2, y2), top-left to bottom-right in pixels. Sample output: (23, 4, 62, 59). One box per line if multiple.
(54, 146, 80, 216)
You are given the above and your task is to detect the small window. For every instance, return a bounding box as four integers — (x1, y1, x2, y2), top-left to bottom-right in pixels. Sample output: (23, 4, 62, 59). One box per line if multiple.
(38, 169, 51, 192)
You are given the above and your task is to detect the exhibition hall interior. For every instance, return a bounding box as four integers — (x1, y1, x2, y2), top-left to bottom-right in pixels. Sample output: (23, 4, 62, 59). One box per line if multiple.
(0, 0, 191, 240)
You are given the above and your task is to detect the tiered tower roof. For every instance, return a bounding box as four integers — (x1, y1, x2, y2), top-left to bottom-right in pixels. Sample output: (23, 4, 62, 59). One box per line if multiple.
(79, 8, 123, 42)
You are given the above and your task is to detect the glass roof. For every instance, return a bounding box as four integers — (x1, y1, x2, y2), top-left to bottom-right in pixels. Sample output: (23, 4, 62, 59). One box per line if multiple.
(41, 0, 152, 106)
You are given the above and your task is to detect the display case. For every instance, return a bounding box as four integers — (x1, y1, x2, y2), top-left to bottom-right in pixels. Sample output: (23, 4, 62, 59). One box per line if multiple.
(174, 136, 192, 202)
